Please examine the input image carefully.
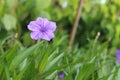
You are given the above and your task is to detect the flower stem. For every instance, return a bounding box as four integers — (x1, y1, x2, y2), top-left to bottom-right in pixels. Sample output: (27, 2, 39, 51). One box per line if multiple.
(68, 0, 84, 48)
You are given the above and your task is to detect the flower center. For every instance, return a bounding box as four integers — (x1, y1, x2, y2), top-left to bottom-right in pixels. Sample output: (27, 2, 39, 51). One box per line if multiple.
(40, 28, 46, 32)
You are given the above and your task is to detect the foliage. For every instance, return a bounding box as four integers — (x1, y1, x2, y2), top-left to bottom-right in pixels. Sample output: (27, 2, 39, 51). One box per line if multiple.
(0, 0, 120, 80)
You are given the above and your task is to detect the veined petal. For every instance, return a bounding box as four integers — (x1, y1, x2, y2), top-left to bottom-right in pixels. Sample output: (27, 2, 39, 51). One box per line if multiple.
(36, 17, 49, 27)
(41, 31, 54, 41)
(45, 22, 57, 32)
(27, 21, 40, 31)
(45, 31, 54, 40)
(30, 31, 40, 40)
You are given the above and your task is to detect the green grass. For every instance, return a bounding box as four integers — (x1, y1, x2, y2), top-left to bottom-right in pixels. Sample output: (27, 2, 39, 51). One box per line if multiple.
(0, 33, 119, 80)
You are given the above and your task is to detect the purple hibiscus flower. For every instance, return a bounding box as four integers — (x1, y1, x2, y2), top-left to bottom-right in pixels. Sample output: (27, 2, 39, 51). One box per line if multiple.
(116, 49, 120, 64)
(27, 17, 57, 41)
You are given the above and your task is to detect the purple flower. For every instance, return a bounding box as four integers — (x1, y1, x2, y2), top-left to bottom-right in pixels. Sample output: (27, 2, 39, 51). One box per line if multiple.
(59, 73, 64, 79)
(27, 17, 57, 41)
(116, 49, 120, 64)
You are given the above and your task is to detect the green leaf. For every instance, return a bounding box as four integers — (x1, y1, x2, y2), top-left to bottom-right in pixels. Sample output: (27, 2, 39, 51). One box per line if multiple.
(0, 1, 5, 17)
(22, 32, 32, 46)
(9, 42, 41, 70)
(76, 62, 95, 80)
(2, 14, 16, 31)
(33, 10, 51, 20)
(36, 0, 51, 10)
(46, 52, 64, 71)
(39, 44, 50, 73)
(6, 45, 18, 65)
(6, 0, 15, 9)
(4, 64, 10, 80)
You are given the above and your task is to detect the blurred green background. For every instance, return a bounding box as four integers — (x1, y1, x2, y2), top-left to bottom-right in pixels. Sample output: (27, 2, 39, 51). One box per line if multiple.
(0, 0, 120, 80)
(0, 0, 120, 47)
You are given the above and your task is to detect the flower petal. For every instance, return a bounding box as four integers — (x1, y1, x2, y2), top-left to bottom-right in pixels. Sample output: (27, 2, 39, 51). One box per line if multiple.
(45, 31, 54, 40)
(30, 31, 40, 40)
(116, 50, 120, 64)
(27, 21, 41, 31)
(41, 31, 54, 41)
(36, 17, 49, 27)
(59, 73, 64, 79)
(45, 22, 57, 32)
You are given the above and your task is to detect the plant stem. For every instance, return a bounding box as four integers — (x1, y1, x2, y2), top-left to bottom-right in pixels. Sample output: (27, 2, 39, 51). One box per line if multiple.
(69, 0, 84, 48)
